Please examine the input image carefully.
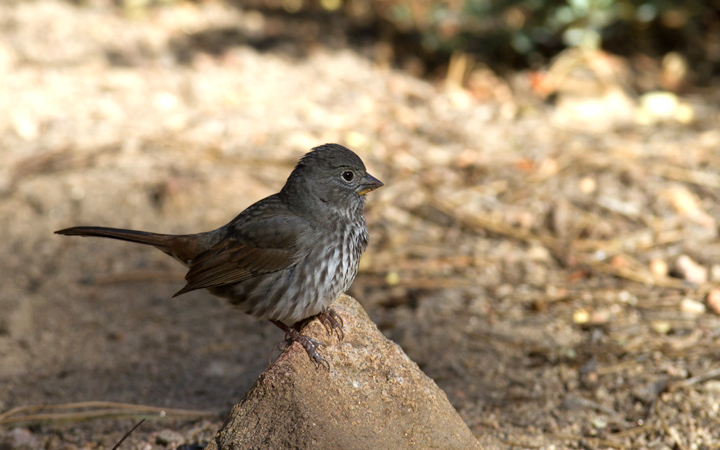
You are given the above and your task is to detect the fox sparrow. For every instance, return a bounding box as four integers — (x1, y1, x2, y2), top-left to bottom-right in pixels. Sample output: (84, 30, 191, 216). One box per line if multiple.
(56, 144, 383, 367)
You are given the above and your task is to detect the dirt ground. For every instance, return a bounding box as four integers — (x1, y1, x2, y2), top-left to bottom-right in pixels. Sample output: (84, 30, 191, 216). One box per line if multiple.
(2, 2, 720, 449)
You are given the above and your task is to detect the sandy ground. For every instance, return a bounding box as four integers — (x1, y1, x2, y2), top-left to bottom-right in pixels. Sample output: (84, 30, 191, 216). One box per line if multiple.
(2, 2, 720, 449)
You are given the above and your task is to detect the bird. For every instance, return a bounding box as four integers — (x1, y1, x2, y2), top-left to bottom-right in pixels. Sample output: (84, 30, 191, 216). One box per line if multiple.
(55, 143, 383, 367)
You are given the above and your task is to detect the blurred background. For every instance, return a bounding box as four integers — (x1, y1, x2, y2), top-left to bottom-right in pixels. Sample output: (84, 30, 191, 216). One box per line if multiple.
(1, 0, 720, 449)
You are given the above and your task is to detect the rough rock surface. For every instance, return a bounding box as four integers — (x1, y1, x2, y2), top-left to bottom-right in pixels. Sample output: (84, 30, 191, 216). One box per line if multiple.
(205, 294, 481, 450)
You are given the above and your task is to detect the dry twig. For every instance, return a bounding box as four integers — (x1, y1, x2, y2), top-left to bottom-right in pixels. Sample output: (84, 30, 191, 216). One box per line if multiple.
(0, 401, 215, 426)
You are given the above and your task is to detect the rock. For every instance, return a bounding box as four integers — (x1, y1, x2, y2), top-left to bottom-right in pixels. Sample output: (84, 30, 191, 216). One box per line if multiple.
(578, 176, 597, 194)
(156, 429, 185, 446)
(649, 259, 669, 278)
(651, 320, 671, 335)
(675, 255, 708, 284)
(572, 308, 590, 325)
(204, 294, 481, 450)
(706, 289, 720, 315)
(680, 298, 706, 316)
(633, 378, 668, 404)
(4, 428, 38, 450)
(664, 185, 700, 216)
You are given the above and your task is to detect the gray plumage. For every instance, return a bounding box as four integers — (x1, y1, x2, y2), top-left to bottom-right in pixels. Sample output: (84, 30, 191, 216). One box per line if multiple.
(55, 143, 383, 365)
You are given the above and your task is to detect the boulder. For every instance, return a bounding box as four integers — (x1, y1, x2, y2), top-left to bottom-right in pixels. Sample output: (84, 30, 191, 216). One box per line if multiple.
(204, 294, 481, 450)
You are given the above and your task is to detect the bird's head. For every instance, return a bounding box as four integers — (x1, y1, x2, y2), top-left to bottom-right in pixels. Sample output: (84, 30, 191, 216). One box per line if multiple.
(281, 144, 383, 216)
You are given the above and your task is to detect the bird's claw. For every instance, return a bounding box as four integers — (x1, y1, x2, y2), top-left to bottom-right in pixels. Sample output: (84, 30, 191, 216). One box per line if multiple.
(278, 334, 329, 369)
(317, 307, 344, 340)
(271, 317, 334, 369)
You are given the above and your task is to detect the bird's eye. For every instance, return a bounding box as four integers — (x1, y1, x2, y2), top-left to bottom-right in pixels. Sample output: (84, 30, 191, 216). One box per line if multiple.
(342, 171, 354, 182)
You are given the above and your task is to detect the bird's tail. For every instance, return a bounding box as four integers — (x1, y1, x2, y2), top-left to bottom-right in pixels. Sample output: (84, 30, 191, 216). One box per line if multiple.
(55, 226, 214, 267)
(55, 226, 172, 247)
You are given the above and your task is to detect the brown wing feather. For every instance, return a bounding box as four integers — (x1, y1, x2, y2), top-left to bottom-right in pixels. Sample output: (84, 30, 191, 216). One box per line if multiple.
(173, 242, 299, 296)
(172, 208, 311, 297)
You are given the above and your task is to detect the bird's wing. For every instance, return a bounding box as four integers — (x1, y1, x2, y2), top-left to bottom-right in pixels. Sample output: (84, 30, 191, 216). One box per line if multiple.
(172, 211, 311, 297)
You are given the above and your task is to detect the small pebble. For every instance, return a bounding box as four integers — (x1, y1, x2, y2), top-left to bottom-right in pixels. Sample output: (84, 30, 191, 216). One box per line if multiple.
(675, 103, 694, 124)
(633, 378, 667, 403)
(651, 320, 671, 334)
(11, 112, 38, 141)
(546, 285, 569, 300)
(385, 272, 400, 286)
(527, 244, 551, 261)
(665, 186, 700, 216)
(573, 308, 590, 325)
(703, 380, 720, 392)
(706, 289, 720, 315)
(579, 176, 597, 194)
(675, 255, 707, 284)
(711, 265, 720, 283)
(618, 290, 637, 305)
(589, 308, 610, 325)
(610, 255, 627, 269)
(640, 91, 678, 120)
(156, 429, 185, 446)
(680, 297, 706, 316)
(495, 284, 514, 298)
(649, 259, 668, 278)
(6, 428, 38, 449)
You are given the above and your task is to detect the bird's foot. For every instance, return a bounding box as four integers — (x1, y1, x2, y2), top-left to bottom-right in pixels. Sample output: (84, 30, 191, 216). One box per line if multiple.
(271, 320, 329, 369)
(316, 307, 344, 340)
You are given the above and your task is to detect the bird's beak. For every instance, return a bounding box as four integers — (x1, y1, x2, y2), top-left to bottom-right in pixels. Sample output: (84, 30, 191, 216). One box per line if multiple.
(355, 173, 384, 196)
